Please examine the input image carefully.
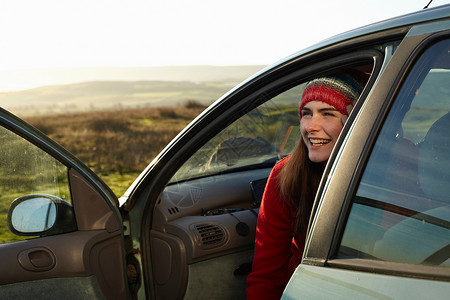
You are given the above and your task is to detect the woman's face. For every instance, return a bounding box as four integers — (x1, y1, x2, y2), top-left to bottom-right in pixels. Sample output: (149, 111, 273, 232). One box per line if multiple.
(300, 101, 344, 163)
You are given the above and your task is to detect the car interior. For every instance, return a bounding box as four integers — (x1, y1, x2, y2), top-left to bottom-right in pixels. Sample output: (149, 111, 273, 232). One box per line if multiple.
(148, 61, 376, 299)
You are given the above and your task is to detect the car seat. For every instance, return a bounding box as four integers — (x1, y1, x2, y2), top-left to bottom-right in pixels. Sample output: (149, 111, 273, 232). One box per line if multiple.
(418, 111, 450, 206)
(379, 134, 424, 230)
(373, 112, 450, 265)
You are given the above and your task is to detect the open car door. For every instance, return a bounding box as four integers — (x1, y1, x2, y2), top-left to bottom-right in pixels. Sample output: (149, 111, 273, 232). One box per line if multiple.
(0, 108, 129, 299)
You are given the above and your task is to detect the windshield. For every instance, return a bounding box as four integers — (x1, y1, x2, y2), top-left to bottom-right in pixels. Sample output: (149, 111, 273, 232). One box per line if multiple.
(169, 85, 304, 183)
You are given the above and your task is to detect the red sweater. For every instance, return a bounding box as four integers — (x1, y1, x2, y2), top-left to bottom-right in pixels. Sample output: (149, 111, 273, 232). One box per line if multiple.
(246, 156, 306, 299)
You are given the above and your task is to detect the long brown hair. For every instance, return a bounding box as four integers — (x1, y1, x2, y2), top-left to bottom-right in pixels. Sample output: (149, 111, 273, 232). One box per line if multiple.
(278, 140, 325, 232)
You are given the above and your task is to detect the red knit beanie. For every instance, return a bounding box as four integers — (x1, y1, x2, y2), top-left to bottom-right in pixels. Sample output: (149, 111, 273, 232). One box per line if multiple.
(299, 72, 365, 123)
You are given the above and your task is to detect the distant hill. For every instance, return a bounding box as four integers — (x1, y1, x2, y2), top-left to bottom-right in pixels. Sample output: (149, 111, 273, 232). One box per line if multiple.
(0, 65, 266, 92)
(0, 80, 236, 116)
(0, 65, 266, 116)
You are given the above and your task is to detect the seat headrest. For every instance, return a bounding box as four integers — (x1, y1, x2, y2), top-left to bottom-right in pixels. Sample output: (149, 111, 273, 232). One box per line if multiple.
(418, 112, 450, 202)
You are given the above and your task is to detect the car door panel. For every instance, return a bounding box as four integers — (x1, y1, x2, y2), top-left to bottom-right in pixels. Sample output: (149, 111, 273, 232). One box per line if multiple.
(0, 140, 126, 300)
(0, 230, 123, 299)
(69, 169, 122, 232)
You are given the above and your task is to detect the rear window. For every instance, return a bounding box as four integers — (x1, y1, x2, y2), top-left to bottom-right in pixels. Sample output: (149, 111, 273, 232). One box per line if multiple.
(339, 39, 450, 267)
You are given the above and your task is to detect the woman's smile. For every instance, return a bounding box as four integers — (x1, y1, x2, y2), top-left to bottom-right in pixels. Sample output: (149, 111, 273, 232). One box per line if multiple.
(308, 138, 331, 147)
(300, 101, 344, 163)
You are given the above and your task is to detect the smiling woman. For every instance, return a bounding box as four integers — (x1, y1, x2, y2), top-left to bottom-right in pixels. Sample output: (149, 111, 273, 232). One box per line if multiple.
(247, 70, 368, 299)
(300, 101, 344, 163)
(299, 73, 365, 163)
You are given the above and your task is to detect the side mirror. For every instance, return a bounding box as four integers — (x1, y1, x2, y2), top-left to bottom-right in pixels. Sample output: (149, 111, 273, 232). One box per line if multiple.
(7, 194, 77, 236)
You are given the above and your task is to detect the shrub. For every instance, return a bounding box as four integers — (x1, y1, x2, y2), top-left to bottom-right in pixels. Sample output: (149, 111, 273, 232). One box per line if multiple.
(185, 99, 207, 109)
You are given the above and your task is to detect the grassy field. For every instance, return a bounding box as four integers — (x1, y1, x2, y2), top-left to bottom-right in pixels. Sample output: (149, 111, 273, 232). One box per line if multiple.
(1, 94, 209, 243)
(24, 102, 206, 197)
(1, 76, 257, 116)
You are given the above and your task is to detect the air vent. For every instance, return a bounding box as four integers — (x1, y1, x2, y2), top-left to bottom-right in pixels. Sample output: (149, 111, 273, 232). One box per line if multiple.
(167, 206, 180, 215)
(192, 223, 226, 248)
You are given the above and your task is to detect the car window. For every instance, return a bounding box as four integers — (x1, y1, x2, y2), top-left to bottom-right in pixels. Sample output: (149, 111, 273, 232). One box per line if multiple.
(339, 39, 450, 267)
(169, 85, 304, 183)
(0, 126, 70, 243)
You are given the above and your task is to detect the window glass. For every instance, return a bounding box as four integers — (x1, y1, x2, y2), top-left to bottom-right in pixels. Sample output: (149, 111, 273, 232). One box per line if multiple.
(169, 85, 304, 183)
(339, 39, 450, 267)
(0, 126, 70, 243)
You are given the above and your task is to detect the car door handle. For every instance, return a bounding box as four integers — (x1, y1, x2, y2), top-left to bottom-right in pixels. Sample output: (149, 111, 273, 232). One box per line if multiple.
(18, 247, 56, 271)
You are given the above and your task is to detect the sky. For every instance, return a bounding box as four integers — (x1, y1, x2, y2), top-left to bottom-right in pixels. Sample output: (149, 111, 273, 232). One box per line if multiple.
(0, 0, 449, 91)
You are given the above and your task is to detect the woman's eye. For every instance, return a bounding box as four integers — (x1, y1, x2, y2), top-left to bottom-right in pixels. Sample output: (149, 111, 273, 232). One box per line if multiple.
(301, 111, 311, 117)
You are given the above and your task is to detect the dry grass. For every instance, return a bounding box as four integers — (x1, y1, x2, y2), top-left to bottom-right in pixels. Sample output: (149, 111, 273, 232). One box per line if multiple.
(24, 103, 206, 180)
